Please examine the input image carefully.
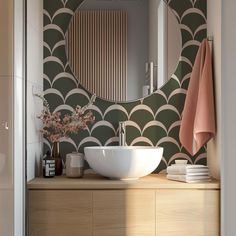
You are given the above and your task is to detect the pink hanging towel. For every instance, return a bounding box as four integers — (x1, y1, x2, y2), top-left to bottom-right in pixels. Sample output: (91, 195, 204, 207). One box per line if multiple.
(179, 39, 216, 155)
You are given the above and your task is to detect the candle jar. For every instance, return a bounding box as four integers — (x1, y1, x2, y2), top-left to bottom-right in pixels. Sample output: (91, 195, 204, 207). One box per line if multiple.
(66, 153, 84, 178)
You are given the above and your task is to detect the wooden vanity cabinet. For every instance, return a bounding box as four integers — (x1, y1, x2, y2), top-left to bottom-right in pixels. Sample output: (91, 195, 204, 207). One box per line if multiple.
(27, 175, 220, 236)
(156, 189, 220, 236)
(28, 190, 93, 236)
(93, 190, 156, 236)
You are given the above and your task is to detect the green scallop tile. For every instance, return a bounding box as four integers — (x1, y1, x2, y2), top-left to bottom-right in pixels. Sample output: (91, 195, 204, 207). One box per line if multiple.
(169, 0, 192, 18)
(194, 0, 207, 17)
(161, 79, 180, 98)
(44, 46, 51, 59)
(91, 126, 116, 145)
(182, 45, 199, 64)
(70, 130, 90, 146)
(126, 126, 142, 145)
(44, 79, 51, 91)
(168, 93, 186, 114)
(52, 46, 68, 66)
(65, 0, 83, 12)
(66, 94, 90, 109)
(53, 78, 77, 97)
(120, 101, 141, 113)
(92, 98, 113, 112)
(44, 30, 64, 50)
(89, 111, 103, 122)
(161, 142, 180, 160)
(153, 160, 167, 173)
(104, 110, 128, 126)
(181, 29, 193, 45)
(43, 0, 208, 171)
(182, 13, 206, 34)
(156, 110, 180, 130)
(175, 61, 192, 80)
(78, 142, 100, 153)
(143, 93, 167, 113)
(195, 28, 207, 42)
(43, 14, 51, 27)
(181, 77, 190, 90)
(107, 141, 119, 146)
(168, 126, 181, 142)
(143, 126, 167, 145)
(44, 94, 64, 112)
(53, 14, 73, 34)
(59, 141, 77, 160)
(133, 142, 152, 147)
(130, 110, 154, 130)
(44, 62, 64, 81)
(43, 0, 63, 18)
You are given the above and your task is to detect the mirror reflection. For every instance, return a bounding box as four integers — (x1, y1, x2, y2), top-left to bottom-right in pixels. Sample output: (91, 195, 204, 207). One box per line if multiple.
(66, 0, 182, 102)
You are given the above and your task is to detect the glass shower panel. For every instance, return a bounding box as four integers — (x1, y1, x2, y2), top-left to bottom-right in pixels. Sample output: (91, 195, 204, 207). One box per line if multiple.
(0, 0, 14, 235)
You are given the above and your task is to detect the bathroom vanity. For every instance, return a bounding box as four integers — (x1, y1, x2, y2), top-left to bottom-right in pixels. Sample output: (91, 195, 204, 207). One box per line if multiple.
(27, 174, 220, 236)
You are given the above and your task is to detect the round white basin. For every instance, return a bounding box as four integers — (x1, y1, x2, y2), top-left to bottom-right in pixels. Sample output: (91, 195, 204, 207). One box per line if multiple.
(84, 146, 163, 180)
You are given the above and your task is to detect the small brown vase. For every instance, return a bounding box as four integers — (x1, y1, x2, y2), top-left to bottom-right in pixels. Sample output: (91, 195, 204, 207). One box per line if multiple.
(52, 142, 63, 176)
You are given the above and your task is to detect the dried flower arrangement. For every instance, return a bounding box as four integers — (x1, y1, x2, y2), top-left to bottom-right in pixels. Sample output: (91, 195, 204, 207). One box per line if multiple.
(36, 94, 96, 143)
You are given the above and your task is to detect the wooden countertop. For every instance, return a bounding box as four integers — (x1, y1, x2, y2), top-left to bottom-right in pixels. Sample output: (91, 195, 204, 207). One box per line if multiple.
(27, 174, 220, 190)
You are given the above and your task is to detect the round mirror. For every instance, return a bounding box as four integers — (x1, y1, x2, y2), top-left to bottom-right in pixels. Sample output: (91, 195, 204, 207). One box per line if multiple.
(65, 0, 181, 102)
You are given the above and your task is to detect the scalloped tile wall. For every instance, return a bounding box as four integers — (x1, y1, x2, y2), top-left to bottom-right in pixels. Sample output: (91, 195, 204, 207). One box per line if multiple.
(43, 0, 207, 172)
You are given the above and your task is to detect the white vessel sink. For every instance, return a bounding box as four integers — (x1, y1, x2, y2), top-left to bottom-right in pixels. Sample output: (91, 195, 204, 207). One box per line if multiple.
(84, 146, 163, 180)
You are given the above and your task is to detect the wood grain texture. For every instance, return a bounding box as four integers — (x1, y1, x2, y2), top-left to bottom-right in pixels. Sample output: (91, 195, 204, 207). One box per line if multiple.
(27, 174, 220, 190)
(28, 190, 93, 236)
(156, 189, 220, 236)
(93, 190, 156, 236)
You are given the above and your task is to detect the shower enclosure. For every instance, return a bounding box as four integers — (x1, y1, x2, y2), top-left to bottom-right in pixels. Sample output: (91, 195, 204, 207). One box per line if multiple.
(0, 0, 25, 235)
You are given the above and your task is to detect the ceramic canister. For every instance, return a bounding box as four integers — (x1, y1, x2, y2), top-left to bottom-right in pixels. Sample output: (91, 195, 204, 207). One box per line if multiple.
(66, 152, 84, 178)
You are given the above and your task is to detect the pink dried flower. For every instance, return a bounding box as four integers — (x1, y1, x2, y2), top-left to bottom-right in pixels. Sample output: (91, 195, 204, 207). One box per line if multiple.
(37, 95, 96, 143)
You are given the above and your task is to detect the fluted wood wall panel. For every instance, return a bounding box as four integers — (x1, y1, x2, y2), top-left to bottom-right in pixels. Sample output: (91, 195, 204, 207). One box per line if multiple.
(66, 10, 127, 101)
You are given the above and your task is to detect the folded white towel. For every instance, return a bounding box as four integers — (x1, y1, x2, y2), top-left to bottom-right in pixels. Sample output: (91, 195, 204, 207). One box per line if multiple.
(167, 174, 211, 183)
(169, 172, 210, 176)
(167, 164, 209, 175)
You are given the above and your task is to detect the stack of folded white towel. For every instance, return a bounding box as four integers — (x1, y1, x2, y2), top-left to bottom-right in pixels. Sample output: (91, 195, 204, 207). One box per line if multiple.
(167, 160, 211, 183)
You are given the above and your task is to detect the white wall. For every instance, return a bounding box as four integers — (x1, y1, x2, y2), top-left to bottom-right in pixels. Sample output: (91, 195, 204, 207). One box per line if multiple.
(207, 0, 221, 179)
(221, 0, 236, 235)
(27, 0, 43, 181)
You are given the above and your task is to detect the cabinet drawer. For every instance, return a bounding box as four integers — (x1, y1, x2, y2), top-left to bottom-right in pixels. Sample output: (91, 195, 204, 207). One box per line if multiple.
(156, 189, 220, 236)
(93, 190, 156, 236)
(28, 190, 93, 236)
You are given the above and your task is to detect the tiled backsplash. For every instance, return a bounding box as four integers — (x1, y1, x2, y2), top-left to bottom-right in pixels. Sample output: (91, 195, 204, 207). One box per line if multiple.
(43, 0, 207, 172)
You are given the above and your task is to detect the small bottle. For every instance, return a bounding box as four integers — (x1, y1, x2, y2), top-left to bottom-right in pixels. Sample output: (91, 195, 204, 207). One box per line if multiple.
(52, 142, 63, 176)
(43, 151, 55, 178)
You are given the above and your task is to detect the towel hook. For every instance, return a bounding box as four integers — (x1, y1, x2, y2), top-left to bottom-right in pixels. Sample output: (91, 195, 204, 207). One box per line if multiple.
(207, 36, 213, 42)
